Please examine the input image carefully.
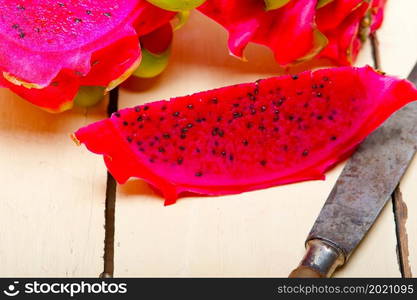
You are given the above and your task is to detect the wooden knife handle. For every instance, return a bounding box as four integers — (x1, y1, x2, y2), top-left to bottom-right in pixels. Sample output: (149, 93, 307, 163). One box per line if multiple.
(288, 266, 323, 278)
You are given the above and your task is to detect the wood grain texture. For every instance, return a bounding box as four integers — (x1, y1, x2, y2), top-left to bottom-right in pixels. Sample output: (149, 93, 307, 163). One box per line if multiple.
(0, 91, 107, 277)
(112, 9, 406, 277)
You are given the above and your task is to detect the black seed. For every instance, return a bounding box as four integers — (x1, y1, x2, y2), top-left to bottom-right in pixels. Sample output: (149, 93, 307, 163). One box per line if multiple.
(181, 128, 188, 134)
(316, 92, 322, 98)
(261, 105, 267, 112)
(149, 158, 155, 163)
(180, 134, 186, 139)
(302, 150, 309, 156)
(233, 112, 243, 118)
(126, 137, 132, 143)
(214, 141, 219, 147)
(312, 84, 318, 89)
(196, 148, 201, 153)
(319, 84, 324, 88)
(260, 160, 267, 166)
(123, 121, 128, 126)
(273, 116, 280, 122)
(212, 128, 218, 136)
(172, 112, 180, 117)
(134, 106, 141, 112)
(114, 112, 121, 118)
(159, 117, 165, 121)
(195, 172, 203, 177)
(233, 103, 239, 107)
(297, 117, 303, 123)
(254, 86, 259, 95)
(211, 98, 218, 104)
(328, 115, 334, 121)
(297, 91, 304, 96)
(187, 104, 194, 109)
(138, 124, 144, 129)
(217, 116, 223, 122)
(158, 147, 165, 153)
(246, 122, 253, 129)
(292, 75, 299, 80)
(12, 24, 19, 29)
(104, 12, 112, 17)
(303, 102, 309, 108)
(248, 93, 256, 101)
(259, 125, 266, 131)
(163, 133, 170, 139)
(58, 3, 65, 7)
(242, 140, 249, 146)
(143, 106, 149, 111)
(177, 158, 183, 165)
(218, 130, 224, 137)
(74, 18, 82, 23)
(323, 76, 330, 81)
(86, 10, 92, 15)
(274, 110, 280, 114)
(154, 136, 160, 141)
(161, 106, 167, 111)
(149, 142, 154, 147)
(137, 116, 143, 122)
(317, 115, 323, 120)
(229, 154, 234, 161)
(19, 32, 25, 38)
(274, 127, 279, 132)
(221, 151, 226, 156)
(187, 123, 193, 128)
(288, 115, 294, 121)
(277, 97, 286, 106)
(179, 146, 186, 151)
(137, 141, 143, 146)
(17, 4, 26, 10)
(330, 136, 337, 141)
(251, 109, 257, 115)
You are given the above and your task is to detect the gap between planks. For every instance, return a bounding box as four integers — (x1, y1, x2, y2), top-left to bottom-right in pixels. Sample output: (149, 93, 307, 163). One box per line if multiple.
(371, 32, 412, 278)
(100, 88, 118, 278)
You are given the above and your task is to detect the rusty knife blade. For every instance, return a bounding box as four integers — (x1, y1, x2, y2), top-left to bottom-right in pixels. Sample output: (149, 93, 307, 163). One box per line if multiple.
(308, 63, 417, 263)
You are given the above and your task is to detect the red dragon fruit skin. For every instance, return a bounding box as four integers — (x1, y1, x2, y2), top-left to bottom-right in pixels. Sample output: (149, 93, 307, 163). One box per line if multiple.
(316, 0, 363, 31)
(370, 0, 387, 32)
(73, 66, 417, 205)
(198, 0, 321, 65)
(318, 1, 370, 65)
(0, 0, 174, 112)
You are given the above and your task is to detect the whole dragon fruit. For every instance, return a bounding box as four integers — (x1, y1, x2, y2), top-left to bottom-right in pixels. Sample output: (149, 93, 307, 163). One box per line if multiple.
(198, 0, 387, 66)
(0, 0, 175, 112)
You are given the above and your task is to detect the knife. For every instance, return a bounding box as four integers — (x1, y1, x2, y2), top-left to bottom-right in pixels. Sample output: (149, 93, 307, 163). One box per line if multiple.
(289, 62, 417, 278)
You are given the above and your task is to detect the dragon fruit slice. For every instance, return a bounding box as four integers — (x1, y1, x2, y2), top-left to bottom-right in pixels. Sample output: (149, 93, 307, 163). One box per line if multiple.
(73, 66, 417, 205)
(0, 0, 174, 112)
(198, 0, 323, 65)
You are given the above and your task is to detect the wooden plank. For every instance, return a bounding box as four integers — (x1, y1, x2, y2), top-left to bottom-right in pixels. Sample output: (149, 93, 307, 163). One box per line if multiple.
(113, 10, 402, 277)
(0, 91, 107, 277)
(378, 0, 417, 278)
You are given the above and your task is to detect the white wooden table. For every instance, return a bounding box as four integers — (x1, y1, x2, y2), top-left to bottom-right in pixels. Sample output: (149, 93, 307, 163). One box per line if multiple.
(0, 0, 416, 277)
